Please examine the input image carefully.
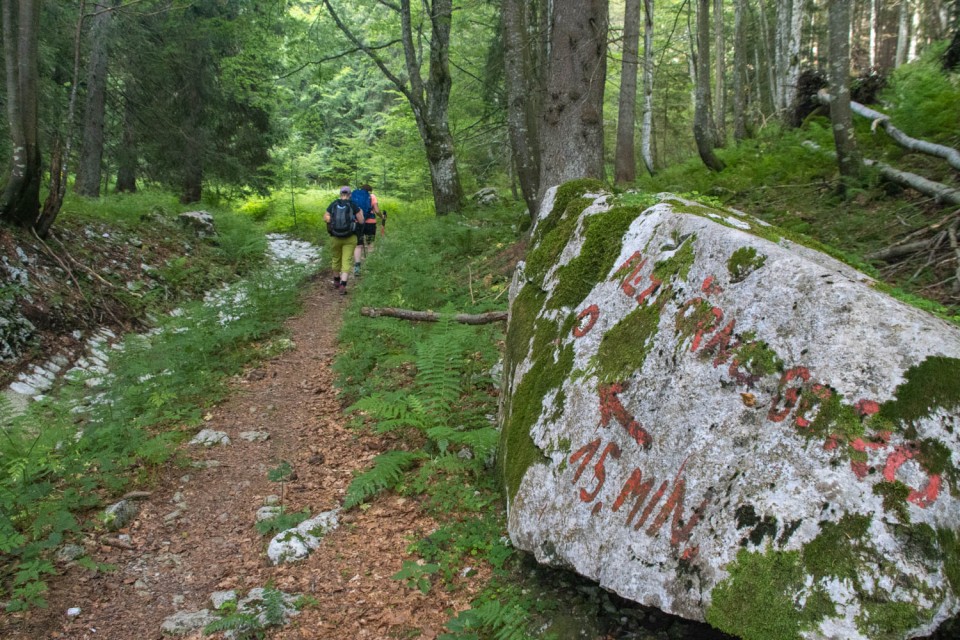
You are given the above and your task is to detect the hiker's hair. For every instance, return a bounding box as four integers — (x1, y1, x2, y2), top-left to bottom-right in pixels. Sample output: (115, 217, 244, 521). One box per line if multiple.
(361, 184, 372, 191)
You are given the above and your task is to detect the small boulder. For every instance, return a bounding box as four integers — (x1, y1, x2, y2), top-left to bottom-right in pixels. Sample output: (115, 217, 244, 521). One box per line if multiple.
(104, 499, 139, 531)
(189, 429, 230, 447)
(267, 510, 339, 564)
(160, 610, 217, 636)
(177, 211, 216, 239)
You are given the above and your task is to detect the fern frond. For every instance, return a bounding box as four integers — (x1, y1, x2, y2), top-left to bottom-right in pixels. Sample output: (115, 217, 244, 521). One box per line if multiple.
(348, 392, 428, 432)
(261, 588, 287, 626)
(424, 426, 498, 457)
(203, 612, 261, 636)
(470, 599, 532, 640)
(342, 450, 425, 510)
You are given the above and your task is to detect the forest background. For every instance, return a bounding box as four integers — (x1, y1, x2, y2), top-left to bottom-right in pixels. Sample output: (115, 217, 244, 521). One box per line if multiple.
(2, 0, 960, 637)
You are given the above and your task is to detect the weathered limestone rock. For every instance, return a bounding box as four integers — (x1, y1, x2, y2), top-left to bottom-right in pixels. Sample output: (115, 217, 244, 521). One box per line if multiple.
(500, 182, 960, 640)
(104, 499, 139, 531)
(160, 609, 217, 635)
(267, 510, 339, 564)
(189, 429, 231, 447)
(177, 211, 216, 239)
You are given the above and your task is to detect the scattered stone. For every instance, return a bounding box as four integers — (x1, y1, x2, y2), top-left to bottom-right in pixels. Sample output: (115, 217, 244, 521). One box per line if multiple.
(471, 187, 500, 206)
(55, 544, 86, 564)
(191, 460, 222, 469)
(239, 430, 269, 442)
(104, 499, 139, 531)
(264, 495, 281, 505)
(189, 429, 231, 447)
(163, 510, 182, 524)
(210, 590, 237, 610)
(160, 610, 217, 636)
(267, 510, 339, 564)
(66, 607, 81, 618)
(177, 211, 216, 239)
(256, 506, 282, 522)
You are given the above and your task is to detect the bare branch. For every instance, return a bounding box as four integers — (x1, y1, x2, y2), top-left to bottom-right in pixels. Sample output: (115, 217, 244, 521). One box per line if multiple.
(361, 307, 507, 324)
(320, 0, 412, 102)
(276, 39, 402, 80)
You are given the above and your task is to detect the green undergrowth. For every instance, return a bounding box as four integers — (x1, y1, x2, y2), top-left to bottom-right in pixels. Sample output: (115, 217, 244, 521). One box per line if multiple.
(633, 58, 960, 321)
(0, 242, 314, 610)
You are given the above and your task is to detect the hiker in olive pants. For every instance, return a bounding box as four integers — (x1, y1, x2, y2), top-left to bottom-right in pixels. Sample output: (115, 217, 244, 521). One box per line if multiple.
(325, 186, 364, 295)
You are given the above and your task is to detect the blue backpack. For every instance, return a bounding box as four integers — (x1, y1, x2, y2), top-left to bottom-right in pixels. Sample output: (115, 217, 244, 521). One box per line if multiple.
(350, 189, 372, 217)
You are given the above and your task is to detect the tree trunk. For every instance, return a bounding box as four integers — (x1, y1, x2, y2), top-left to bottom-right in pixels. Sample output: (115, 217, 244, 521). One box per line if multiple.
(115, 88, 137, 192)
(826, 0, 862, 190)
(757, 0, 777, 116)
(322, 0, 464, 215)
(896, 0, 911, 67)
(539, 0, 609, 190)
(640, 0, 655, 175)
(615, 0, 641, 185)
(774, 0, 803, 122)
(503, 0, 542, 217)
(75, 1, 115, 198)
(694, 0, 725, 171)
(732, 0, 748, 142)
(712, 0, 726, 146)
(0, 0, 42, 228)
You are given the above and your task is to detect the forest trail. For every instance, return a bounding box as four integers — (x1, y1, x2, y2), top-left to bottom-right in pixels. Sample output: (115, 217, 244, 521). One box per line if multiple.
(1, 275, 484, 640)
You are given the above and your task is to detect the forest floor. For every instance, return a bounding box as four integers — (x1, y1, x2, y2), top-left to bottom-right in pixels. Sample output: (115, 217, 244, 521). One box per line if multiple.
(0, 274, 487, 640)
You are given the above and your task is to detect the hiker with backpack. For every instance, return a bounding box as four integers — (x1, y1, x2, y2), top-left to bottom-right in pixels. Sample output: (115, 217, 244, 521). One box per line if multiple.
(349, 184, 381, 276)
(325, 186, 365, 295)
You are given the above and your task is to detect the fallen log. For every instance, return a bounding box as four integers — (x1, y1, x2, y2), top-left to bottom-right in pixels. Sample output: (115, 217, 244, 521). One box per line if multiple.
(817, 90, 960, 171)
(864, 158, 960, 206)
(801, 140, 960, 207)
(361, 307, 508, 325)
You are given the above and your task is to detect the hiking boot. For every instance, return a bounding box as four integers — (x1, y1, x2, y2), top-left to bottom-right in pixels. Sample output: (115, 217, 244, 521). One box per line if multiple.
(353, 263, 361, 277)
(332, 276, 341, 288)
(339, 283, 348, 296)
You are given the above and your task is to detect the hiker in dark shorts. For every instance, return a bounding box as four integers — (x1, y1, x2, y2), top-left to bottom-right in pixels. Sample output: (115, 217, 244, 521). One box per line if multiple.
(350, 184, 381, 275)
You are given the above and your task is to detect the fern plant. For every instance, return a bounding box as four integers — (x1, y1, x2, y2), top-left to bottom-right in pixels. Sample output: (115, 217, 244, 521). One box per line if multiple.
(342, 450, 426, 510)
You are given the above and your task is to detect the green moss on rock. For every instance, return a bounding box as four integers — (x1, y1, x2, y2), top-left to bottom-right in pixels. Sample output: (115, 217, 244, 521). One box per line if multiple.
(729, 336, 784, 379)
(505, 286, 546, 378)
(857, 601, 930, 640)
(873, 481, 912, 523)
(706, 548, 833, 640)
(727, 247, 767, 283)
(526, 198, 592, 286)
(878, 356, 960, 427)
(802, 514, 871, 582)
(938, 528, 960, 597)
(549, 205, 646, 310)
(652, 236, 696, 283)
(591, 300, 665, 384)
(535, 179, 607, 242)
(499, 340, 575, 501)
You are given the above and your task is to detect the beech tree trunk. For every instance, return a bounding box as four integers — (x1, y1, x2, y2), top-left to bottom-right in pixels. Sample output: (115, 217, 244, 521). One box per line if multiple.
(0, 0, 42, 228)
(539, 0, 609, 190)
(732, 0, 748, 142)
(712, 0, 726, 146)
(774, 0, 803, 122)
(76, 1, 114, 197)
(826, 0, 862, 189)
(615, 0, 641, 185)
(640, 0, 655, 175)
(503, 0, 541, 217)
(693, 0, 725, 171)
(897, 0, 911, 67)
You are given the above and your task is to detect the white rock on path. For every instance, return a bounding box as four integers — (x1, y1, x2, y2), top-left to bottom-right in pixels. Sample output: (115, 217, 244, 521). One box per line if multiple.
(189, 429, 231, 447)
(267, 510, 339, 564)
(500, 185, 960, 640)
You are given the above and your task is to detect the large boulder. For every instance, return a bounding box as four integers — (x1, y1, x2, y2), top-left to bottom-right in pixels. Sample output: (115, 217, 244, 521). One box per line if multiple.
(500, 181, 960, 640)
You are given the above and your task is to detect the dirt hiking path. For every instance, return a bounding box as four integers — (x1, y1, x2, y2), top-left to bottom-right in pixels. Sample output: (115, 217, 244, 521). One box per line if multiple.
(2, 277, 483, 640)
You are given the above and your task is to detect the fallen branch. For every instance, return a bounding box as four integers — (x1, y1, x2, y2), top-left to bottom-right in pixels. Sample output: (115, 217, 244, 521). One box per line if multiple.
(99, 536, 136, 550)
(864, 158, 960, 207)
(949, 221, 960, 294)
(868, 240, 934, 262)
(818, 90, 960, 171)
(361, 307, 507, 324)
